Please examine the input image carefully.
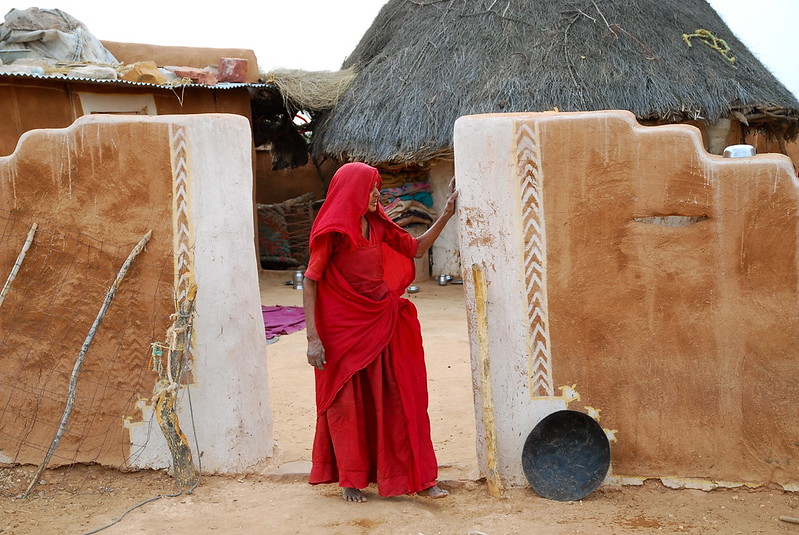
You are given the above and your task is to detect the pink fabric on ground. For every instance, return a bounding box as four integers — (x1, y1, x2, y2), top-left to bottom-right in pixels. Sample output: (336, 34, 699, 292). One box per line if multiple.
(262, 305, 306, 340)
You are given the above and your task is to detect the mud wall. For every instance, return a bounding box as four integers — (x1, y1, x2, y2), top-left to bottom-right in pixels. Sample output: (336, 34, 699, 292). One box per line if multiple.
(0, 76, 252, 157)
(455, 110, 799, 490)
(0, 114, 272, 472)
(748, 133, 799, 172)
(254, 150, 339, 204)
(101, 41, 261, 84)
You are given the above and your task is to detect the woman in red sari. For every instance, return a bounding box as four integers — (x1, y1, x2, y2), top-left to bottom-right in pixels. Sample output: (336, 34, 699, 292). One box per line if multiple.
(303, 162, 457, 502)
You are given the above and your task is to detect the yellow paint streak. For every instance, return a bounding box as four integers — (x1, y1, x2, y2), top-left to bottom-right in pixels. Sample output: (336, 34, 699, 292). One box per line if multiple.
(473, 263, 504, 498)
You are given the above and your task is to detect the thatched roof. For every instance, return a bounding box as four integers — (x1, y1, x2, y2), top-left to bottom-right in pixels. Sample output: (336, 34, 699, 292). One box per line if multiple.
(311, 0, 799, 165)
(262, 68, 357, 111)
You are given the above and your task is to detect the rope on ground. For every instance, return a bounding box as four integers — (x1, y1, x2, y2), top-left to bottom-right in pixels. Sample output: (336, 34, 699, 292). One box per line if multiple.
(78, 373, 203, 535)
(80, 274, 203, 535)
(79, 492, 181, 535)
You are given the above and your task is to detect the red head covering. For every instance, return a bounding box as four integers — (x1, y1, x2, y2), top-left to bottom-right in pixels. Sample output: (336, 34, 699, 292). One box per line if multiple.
(310, 161, 415, 296)
(310, 162, 394, 249)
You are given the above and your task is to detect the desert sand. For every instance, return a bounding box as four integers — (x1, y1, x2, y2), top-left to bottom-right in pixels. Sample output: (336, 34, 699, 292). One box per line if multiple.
(2, 270, 798, 534)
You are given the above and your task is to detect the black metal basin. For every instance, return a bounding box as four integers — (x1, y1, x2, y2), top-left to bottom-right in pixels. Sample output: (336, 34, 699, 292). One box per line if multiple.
(521, 409, 611, 501)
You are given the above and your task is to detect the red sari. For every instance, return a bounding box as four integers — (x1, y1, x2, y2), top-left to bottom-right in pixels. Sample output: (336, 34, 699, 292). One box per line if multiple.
(305, 163, 439, 496)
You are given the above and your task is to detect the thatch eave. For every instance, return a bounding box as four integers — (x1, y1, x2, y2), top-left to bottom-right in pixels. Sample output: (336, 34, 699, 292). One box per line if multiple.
(311, 0, 799, 165)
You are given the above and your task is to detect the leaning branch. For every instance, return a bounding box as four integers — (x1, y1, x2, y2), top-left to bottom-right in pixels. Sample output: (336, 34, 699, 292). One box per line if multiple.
(21, 230, 153, 499)
(0, 222, 38, 308)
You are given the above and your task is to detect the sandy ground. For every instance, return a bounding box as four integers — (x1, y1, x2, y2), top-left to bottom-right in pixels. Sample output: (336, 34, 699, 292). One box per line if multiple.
(2, 270, 799, 534)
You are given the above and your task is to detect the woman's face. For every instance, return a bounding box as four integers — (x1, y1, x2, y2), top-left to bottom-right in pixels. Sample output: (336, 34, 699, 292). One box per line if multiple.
(367, 183, 380, 212)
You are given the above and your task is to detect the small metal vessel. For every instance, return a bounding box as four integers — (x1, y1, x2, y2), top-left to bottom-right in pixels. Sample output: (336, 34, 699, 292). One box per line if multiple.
(722, 144, 756, 158)
(293, 269, 305, 290)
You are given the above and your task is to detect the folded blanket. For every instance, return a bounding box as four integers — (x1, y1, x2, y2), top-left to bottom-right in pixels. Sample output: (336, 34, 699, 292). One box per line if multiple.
(398, 191, 433, 208)
(384, 198, 438, 220)
(377, 167, 428, 188)
(380, 180, 432, 198)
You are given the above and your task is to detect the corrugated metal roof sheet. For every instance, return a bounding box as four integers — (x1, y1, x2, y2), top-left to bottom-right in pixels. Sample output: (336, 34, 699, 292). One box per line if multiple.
(0, 70, 270, 89)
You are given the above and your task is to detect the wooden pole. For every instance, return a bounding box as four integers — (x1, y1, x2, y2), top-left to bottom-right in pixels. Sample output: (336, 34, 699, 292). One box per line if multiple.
(152, 276, 199, 490)
(21, 230, 153, 498)
(0, 222, 38, 308)
(472, 263, 504, 498)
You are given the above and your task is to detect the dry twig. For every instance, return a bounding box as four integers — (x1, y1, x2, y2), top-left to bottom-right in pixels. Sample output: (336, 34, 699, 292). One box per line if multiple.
(21, 230, 153, 499)
(0, 222, 38, 308)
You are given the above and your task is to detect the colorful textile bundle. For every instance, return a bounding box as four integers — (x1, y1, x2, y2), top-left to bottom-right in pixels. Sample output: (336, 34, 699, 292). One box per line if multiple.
(377, 167, 428, 188)
(256, 192, 319, 269)
(380, 180, 432, 198)
(380, 180, 434, 208)
(383, 198, 437, 227)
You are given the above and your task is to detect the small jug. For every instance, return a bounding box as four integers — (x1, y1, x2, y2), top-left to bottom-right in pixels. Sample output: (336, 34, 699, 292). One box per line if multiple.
(293, 269, 305, 290)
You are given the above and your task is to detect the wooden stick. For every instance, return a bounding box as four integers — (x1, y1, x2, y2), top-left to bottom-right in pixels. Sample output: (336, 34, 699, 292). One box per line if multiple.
(153, 277, 199, 490)
(472, 263, 504, 498)
(780, 516, 799, 525)
(21, 230, 153, 498)
(0, 222, 38, 308)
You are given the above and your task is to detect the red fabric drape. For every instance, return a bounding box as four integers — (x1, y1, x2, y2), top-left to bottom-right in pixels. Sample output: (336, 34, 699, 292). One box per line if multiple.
(308, 162, 415, 296)
(306, 162, 437, 496)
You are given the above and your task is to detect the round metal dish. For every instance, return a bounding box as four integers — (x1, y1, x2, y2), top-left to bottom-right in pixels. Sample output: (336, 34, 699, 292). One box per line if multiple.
(521, 410, 610, 501)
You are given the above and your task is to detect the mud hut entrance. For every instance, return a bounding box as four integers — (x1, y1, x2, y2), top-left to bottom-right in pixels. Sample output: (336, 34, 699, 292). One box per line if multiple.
(250, 110, 476, 478)
(257, 268, 478, 481)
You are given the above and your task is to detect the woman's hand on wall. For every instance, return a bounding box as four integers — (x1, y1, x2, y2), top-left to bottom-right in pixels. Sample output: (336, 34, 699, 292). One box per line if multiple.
(442, 176, 458, 220)
(414, 176, 459, 258)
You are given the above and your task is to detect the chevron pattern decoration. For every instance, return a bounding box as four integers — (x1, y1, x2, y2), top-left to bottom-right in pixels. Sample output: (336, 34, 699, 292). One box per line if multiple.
(169, 125, 195, 308)
(515, 121, 554, 398)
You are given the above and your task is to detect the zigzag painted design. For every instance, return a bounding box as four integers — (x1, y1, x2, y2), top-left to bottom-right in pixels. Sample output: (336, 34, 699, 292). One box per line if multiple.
(515, 122, 554, 398)
(169, 126, 194, 309)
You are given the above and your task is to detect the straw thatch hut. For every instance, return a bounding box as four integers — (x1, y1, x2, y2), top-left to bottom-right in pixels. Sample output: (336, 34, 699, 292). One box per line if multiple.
(306, 0, 799, 278)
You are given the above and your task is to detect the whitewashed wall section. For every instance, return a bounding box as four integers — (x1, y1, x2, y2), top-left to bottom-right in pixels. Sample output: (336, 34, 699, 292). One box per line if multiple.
(456, 110, 799, 491)
(455, 114, 568, 486)
(118, 114, 273, 473)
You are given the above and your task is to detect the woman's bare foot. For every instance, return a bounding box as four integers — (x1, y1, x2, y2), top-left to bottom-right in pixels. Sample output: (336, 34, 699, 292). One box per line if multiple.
(342, 487, 367, 502)
(419, 484, 449, 498)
